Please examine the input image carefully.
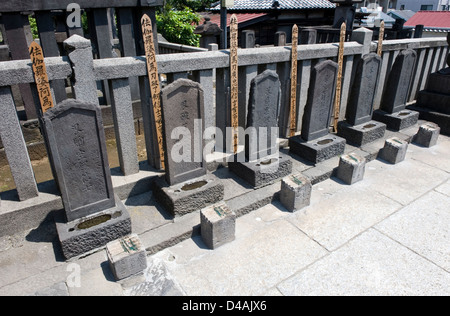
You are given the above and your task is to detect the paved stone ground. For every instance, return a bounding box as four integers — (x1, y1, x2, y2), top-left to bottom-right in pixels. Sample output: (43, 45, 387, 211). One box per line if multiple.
(0, 134, 449, 296)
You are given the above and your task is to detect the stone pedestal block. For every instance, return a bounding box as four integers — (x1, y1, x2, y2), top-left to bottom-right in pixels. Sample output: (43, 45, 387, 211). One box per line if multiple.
(228, 153, 292, 188)
(289, 134, 346, 164)
(55, 195, 132, 260)
(336, 153, 366, 185)
(107, 234, 147, 281)
(200, 202, 236, 250)
(372, 109, 419, 131)
(379, 137, 408, 164)
(153, 174, 224, 217)
(337, 120, 386, 146)
(413, 123, 440, 147)
(280, 174, 312, 212)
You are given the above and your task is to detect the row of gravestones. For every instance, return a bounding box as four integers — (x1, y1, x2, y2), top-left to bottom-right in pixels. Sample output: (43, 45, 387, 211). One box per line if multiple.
(43, 48, 428, 261)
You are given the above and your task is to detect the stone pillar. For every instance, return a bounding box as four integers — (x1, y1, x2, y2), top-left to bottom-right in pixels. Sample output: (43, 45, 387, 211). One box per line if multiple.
(274, 31, 287, 46)
(241, 30, 255, 49)
(64, 35, 99, 105)
(351, 27, 373, 57)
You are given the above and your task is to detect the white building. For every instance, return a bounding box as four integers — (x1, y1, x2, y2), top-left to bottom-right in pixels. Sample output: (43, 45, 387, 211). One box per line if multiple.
(358, 0, 450, 12)
(396, 0, 450, 11)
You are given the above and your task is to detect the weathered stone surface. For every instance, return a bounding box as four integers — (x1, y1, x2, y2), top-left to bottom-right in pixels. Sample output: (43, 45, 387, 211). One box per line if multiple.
(425, 72, 450, 95)
(64, 35, 98, 105)
(290, 134, 346, 164)
(124, 258, 184, 296)
(43, 99, 115, 222)
(378, 137, 408, 164)
(338, 120, 386, 146)
(373, 109, 419, 131)
(416, 90, 450, 115)
(228, 153, 292, 188)
(346, 53, 382, 126)
(230, 70, 289, 188)
(55, 195, 131, 260)
(160, 79, 207, 186)
(245, 69, 281, 161)
(107, 234, 147, 281)
(413, 123, 440, 148)
(280, 174, 312, 212)
(0, 86, 39, 201)
(301, 60, 338, 141)
(200, 201, 236, 250)
(336, 153, 366, 185)
(153, 174, 224, 217)
(380, 49, 417, 114)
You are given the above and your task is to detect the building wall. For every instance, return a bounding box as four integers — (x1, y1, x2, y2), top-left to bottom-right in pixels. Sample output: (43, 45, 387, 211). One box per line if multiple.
(396, 0, 449, 11)
(359, 0, 450, 11)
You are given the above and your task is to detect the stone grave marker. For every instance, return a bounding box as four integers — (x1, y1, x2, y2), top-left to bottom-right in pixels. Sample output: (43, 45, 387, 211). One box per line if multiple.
(153, 79, 224, 216)
(289, 60, 346, 164)
(373, 49, 419, 131)
(44, 99, 131, 259)
(337, 53, 386, 146)
(229, 70, 292, 188)
(245, 69, 281, 161)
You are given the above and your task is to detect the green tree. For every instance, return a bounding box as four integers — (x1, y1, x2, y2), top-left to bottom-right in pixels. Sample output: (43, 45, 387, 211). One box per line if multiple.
(167, 0, 218, 11)
(156, 4, 202, 47)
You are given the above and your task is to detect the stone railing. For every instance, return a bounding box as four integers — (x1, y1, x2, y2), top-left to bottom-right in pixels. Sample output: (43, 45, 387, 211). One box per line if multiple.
(0, 29, 448, 236)
(158, 42, 208, 55)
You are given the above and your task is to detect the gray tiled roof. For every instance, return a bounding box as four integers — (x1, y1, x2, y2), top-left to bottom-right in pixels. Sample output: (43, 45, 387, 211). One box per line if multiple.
(210, 0, 336, 11)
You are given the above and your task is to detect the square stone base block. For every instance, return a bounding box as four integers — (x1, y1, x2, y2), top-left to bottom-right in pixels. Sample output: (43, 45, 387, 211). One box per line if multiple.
(200, 201, 236, 250)
(153, 174, 224, 217)
(55, 195, 132, 260)
(413, 123, 440, 147)
(373, 109, 419, 131)
(337, 120, 386, 147)
(289, 134, 346, 164)
(107, 234, 147, 281)
(228, 153, 292, 188)
(336, 153, 366, 185)
(280, 173, 312, 212)
(378, 137, 408, 164)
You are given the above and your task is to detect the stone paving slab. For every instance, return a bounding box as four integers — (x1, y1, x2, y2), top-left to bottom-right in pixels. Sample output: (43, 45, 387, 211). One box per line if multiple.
(153, 218, 328, 296)
(277, 229, 450, 296)
(360, 157, 449, 206)
(435, 179, 450, 197)
(288, 185, 402, 251)
(375, 190, 450, 272)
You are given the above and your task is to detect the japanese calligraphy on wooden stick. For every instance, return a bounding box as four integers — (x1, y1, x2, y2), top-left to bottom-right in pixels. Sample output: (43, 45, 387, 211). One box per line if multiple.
(141, 14, 165, 170)
(333, 22, 346, 133)
(289, 24, 299, 137)
(29, 41, 54, 113)
(230, 14, 239, 154)
(377, 21, 385, 57)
